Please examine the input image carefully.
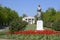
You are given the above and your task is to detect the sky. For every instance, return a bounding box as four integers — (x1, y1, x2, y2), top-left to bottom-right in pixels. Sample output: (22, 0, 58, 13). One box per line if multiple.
(0, 0, 60, 16)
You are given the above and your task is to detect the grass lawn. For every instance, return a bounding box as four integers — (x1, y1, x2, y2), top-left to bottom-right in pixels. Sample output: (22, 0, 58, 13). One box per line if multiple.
(25, 24, 52, 30)
(25, 24, 36, 30)
(0, 34, 60, 40)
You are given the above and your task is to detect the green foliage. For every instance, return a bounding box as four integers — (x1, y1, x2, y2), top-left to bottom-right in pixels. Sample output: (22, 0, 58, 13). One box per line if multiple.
(54, 11, 60, 22)
(0, 5, 19, 27)
(34, 15, 38, 24)
(52, 21, 60, 31)
(42, 8, 60, 31)
(42, 8, 57, 28)
(9, 18, 28, 32)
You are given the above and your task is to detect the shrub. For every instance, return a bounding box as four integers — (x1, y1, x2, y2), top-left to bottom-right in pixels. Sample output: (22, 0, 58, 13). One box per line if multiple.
(52, 21, 60, 31)
(44, 21, 52, 28)
(9, 18, 28, 33)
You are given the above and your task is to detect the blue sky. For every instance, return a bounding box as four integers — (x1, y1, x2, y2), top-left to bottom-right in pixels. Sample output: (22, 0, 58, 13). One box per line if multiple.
(0, 0, 60, 16)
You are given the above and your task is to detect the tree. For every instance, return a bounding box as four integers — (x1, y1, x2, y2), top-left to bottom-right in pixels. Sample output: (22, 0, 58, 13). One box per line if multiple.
(0, 5, 19, 28)
(42, 8, 56, 27)
(22, 13, 27, 18)
(54, 11, 60, 22)
(34, 14, 38, 24)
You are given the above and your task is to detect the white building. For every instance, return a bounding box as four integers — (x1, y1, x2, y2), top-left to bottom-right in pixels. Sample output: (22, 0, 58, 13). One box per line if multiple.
(22, 16, 35, 24)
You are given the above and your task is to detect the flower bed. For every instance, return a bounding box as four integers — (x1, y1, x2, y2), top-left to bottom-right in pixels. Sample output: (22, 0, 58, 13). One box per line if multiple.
(7, 30, 60, 34)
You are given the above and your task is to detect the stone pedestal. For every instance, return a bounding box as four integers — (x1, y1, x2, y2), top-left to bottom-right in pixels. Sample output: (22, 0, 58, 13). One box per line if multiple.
(36, 20, 44, 30)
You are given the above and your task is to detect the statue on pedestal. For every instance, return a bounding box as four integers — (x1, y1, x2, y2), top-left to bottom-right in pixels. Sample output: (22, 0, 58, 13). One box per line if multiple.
(36, 5, 44, 30)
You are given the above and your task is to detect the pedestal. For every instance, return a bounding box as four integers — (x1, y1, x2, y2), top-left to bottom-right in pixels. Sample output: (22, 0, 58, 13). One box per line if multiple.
(36, 20, 44, 30)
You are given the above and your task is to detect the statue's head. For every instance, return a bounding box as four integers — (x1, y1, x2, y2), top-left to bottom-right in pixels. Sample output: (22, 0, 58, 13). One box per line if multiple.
(38, 5, 40, 7)
(37, 5, 41, 12)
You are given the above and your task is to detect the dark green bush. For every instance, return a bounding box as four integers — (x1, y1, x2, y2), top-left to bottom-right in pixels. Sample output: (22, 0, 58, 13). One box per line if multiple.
(44, 21, 52, 28)
(9, 19, 28, 32)
(52, 21, 60, 31)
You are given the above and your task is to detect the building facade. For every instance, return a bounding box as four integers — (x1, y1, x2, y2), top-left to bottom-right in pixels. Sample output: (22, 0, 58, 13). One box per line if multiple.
(22, 16, 35, 24)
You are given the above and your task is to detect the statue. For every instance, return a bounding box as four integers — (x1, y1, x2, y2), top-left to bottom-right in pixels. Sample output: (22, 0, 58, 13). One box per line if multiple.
(36, 5, 44, 30)
(37, 5, 41, 20)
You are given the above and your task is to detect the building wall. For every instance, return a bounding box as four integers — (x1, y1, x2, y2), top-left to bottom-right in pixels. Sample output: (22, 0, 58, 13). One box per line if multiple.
(22, 16, 35, 24)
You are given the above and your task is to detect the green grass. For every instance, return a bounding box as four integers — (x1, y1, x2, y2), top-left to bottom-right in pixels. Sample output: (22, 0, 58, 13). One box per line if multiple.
(25, 24, 36, 30)
(0, 34, 60, 40)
